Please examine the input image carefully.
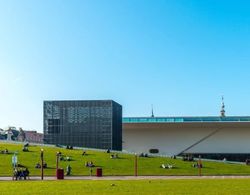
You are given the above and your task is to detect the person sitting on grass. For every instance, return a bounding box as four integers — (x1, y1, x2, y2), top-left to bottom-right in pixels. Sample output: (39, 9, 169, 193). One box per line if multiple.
(161, 164, 174, 169)
(35, 163, 41, 169)
(110, 153, 119, 159)
(139, 153, 149, 158)
(43, 162, 47, 168)
(22, 146, 29, 152)
(192, 163, 203, 168)
(85, 161, 95, 167)
(65, 156, 71, 161)
(89, 161, 94, 167)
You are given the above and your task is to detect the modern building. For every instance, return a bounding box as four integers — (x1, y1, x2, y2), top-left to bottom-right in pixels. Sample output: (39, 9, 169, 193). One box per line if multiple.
(43, 100, 122, 150)
(122, 101, 250, 161)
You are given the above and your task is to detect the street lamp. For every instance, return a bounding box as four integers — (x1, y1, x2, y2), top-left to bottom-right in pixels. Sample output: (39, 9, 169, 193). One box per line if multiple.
(134, 153, 138, 176)
(41, 149, 44, 180)
(56, 152, 60, 178)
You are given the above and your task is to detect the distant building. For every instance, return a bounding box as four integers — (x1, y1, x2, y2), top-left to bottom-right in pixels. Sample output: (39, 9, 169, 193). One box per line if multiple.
(43, 100, 122, 150)
(0, 129, 6, 140)
(17, 128, 43, 143)
(17, 128, 26, 142)
(0, 128, 6, 136)
(23, 131, 43, 143)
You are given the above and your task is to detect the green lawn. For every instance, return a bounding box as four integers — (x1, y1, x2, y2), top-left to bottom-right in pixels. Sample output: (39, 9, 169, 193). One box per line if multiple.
(1, 142, 250, 176)
(1, 179, 250, 195)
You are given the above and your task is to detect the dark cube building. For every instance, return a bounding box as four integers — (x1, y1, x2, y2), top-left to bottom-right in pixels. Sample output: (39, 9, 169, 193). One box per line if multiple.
(43, 100, 122, 150)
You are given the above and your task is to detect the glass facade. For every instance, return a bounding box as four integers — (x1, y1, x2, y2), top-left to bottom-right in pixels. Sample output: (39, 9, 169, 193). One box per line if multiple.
(44, 100, 122, 150)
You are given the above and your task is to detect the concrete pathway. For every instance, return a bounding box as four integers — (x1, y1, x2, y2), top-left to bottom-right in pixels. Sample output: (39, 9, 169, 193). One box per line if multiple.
(2, 175, 250, 181)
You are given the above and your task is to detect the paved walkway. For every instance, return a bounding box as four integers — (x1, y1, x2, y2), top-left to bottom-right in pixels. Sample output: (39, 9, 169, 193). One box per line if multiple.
(2, 175, 250, 181)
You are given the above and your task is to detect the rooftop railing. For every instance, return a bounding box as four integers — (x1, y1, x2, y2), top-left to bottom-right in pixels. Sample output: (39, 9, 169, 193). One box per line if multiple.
(123, 116, 250, 123)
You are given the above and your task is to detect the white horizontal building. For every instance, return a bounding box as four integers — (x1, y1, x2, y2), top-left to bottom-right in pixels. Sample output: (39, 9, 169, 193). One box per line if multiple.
(122, 116, 250, 161)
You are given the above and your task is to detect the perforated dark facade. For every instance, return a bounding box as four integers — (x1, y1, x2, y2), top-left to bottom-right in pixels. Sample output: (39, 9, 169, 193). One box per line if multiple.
(43, 100, 122, 150)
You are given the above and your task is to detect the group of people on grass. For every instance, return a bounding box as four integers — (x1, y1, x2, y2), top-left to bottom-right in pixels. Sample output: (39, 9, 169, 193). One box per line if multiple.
(110, 153, 119, 159)
(161, 164, 174, 169)
(35, 162, 47, 169)
(57, 151, 72, 161)
(139, 153, 148, 157)
(13, 167, 29, 180)
(10, 146, 107, 178)
(0, 148, 9, 154)
(192, 163, 203, 168)
(60, 155, 71, 161)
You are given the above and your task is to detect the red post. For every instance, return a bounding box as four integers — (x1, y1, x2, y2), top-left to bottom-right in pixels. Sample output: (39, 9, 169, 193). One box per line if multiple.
(198, 155, 202, 176)
(41, 149, 44, 180)
(134, 153, 138, 176)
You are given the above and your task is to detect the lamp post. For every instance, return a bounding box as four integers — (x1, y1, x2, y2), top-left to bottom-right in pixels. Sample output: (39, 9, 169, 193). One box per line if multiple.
(198, 155, 202, 176)
(56, 152, 59, 170)
(41, 149, 44, 180)
(56, 152, 59, 178)
(134, 153, 138, 176)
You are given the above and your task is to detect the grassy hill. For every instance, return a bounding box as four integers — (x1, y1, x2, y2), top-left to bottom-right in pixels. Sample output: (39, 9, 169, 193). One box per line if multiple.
(1, 141, 250, 176)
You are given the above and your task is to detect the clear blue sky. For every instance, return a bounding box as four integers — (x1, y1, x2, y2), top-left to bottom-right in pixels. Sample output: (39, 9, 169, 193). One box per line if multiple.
(0, 0, 249, 131)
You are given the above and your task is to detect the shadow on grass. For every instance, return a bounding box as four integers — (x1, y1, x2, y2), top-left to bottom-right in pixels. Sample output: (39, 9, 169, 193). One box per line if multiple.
(0, 152, 15, 155)
(84, 165, 103, 168)
(45, 167, 56, 170)
(35, 167, 56, 170)
(60, 159, 77, 162)
(22, 150, 36, 153)
(109, 157, 127, 160)
(80, 154, 94, 157)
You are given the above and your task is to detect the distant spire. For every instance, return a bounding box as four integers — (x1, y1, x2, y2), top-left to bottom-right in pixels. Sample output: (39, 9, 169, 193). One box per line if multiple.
(220, 96, 225, 117)
(151, 104, 154, 118)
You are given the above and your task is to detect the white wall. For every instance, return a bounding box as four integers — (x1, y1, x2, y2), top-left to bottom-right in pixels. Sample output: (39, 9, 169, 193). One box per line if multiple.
(122, 123, 250, 155)
(187, 128, 250, 153)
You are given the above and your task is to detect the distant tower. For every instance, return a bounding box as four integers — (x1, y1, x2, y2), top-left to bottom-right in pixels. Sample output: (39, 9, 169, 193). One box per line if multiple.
(7, 130, 13, 141)
(220, 96, 226, 117)
(151, 104, 154, 118)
